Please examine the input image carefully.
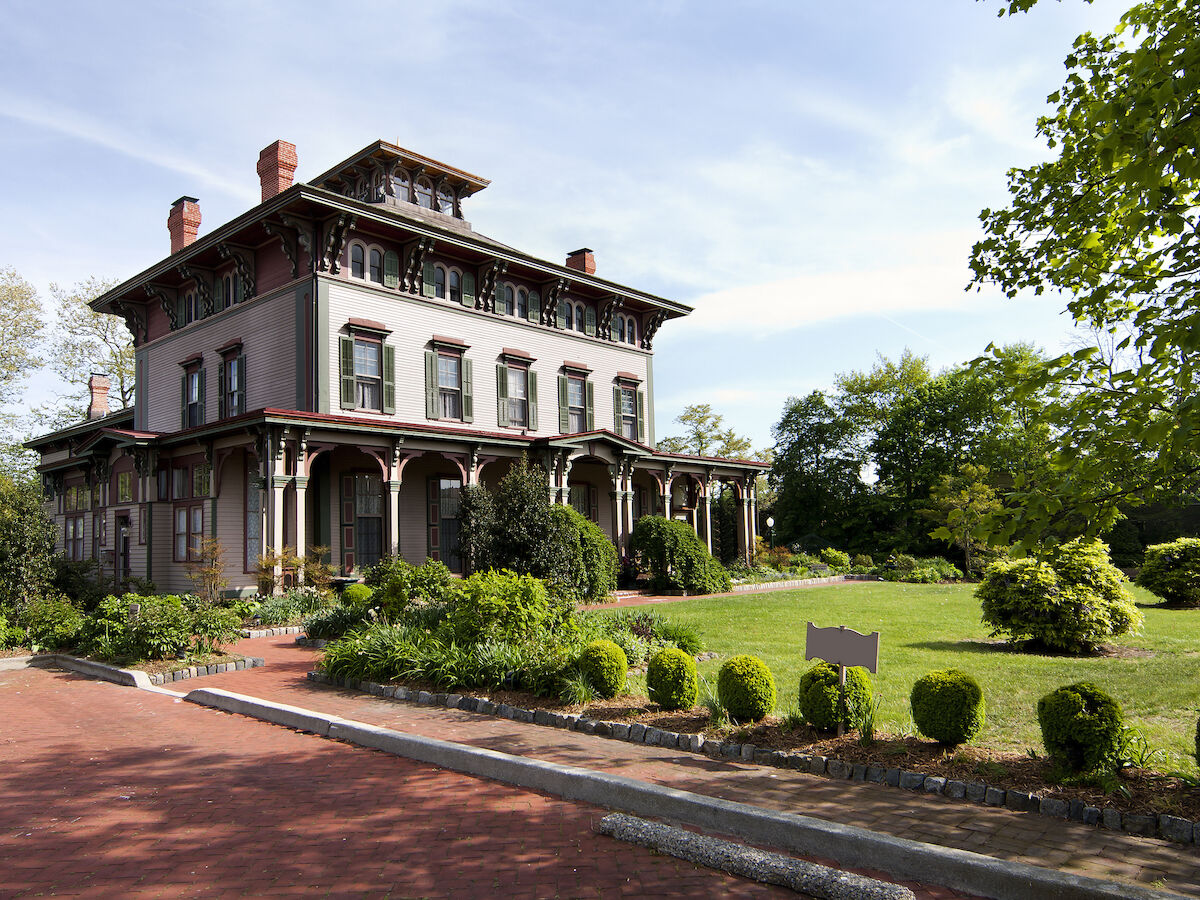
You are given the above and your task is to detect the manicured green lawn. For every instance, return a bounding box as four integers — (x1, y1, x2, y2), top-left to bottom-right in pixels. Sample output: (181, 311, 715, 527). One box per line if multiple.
(643, 582, 1200, 771)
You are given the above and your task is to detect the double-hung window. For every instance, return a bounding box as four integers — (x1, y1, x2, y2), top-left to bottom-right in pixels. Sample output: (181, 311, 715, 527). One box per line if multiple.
(619, 387, 637, 439)
(175, 505, 203, 561)
(369, 249, 384, 284)
(424, 339, 473, 423)
(339, 323, 394, 414)
(613, 377, 645, 443)
(567, 376, 587, 432)
(180, 358, 205, 428)
(354, 338, 382, 410)
(508, 366, 529, 427)
(497, 352, 537, 430)
(558, 367, 593, 433)
(439, 353, 462, 419)
(218, 342, 246, 419)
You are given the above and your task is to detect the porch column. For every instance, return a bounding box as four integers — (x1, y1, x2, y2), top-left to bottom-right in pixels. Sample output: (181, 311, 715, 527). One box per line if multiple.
(662, 481, 672, 520)
(294, 476, 309, 564)
(735, 493, 751, 564)
(622, 464, 635, 554)
(268, 436, 287, 590)
(560, 456, 574, 506)
(749, 483, 759, 549)
(703, 485, 713, 554)
(387, 479, 402, 557)
(609, 464, 623, 551)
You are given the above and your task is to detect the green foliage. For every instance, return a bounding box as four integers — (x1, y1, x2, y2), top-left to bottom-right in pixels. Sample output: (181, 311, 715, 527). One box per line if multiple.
(80, 594, 218, 661)
(819, 548, 851, 569)
(1195, 715, 1200, 769)
(797, 661, 873, 732)
(926, 465, 1001, 578)
(851, 553, 874, 569)
(249, 586, 332, 627)
(876, 555, 963, 583)
(340, 583, 374, 608)
(970, 1, 1200, 547)
(910, 668, 986, 746)
(0, 610, 27, 649)
(19, 594, 84, 650)
(657, 620, 704, 655)
(656, 403, 753, 458)
(0, 475, 55, 610)
(1037, 682, 1125, 774)
(717, 654, 777, 723)
(647, 647, 698, 711)
(578, 639, 628, 699)
(631, 515, 731, 595)
(547, 504, 618, 603)
(977, 539, 1142, 653)
(558, 667, 597, 705)
(448, 570, 550, 644)
(304, 604, 371, 641)
(1137, 539, 1200, 606)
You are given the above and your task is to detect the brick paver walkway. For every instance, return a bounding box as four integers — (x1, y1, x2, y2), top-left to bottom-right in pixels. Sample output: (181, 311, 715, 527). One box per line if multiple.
(2, 664, 798, 899)
(211, 636, 1200, 896)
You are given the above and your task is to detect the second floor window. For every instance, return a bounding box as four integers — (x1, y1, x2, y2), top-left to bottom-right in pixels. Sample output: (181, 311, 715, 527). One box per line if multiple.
(439, 353, 461, 419)
(568, 376, 587, 432)
(340, 332, 394, 414)
(182, 365, 204, 428)
(497, 362, 536, 429)
(354, 339, 382, 410)
(220, 352, 246, 418)
(351, 244, 365, 278)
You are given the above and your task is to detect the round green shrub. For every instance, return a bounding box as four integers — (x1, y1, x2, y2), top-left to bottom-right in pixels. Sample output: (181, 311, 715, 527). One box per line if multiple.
(341, 583, 374, 608)
(1137, 538, 1200, 605)
(798, 661, 872, 732)
(976, 539, 1141, 654)
(717, 654, 777, 722)
(851, 553, 874, 569)
(910, 669, 985, 746)
(819, 548, 851, 569)
(578, 639, 628, 699)
(1037, 682, 1124, 773)
(647, 647, 698, 711)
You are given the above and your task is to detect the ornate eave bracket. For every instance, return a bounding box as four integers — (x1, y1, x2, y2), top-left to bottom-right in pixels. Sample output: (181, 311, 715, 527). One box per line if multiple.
(144, 283, 179, 331)
(278, 213, 316, 274)
(319, 213, 357, 273)
(177, 264, 215, 317)
(478, 259, 508, 313)
(402, 236, 435, 293)
(641, 311, 666, 350)
(217, 243, 258, 300)
(598, 295, 622, 341)
(542, 277, 571, 326)
(110, 299, 147, 347)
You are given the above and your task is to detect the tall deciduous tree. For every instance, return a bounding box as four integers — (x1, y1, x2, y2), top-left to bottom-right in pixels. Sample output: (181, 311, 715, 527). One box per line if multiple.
(0, 268, 45, 406)
(658, 403, 753, 459)
(47, 277, 131, 412)
(970, 0, 1200, 547)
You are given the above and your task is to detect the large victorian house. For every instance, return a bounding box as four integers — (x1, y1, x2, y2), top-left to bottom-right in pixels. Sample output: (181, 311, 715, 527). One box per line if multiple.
(29, 140, 766, 594)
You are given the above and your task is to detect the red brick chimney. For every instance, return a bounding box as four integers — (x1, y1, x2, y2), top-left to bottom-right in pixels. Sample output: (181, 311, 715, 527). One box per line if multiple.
(565, 248, 596, 275)
(168, 197, 201, 254)
(257, 140, 298, 201)
(87, 374, 111, 420)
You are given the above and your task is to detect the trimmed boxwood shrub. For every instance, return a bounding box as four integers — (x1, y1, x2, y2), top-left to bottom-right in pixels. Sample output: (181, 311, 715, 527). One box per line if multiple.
(1037, 682, 1124, 773)
(910, 668, 985, 746)
(631, 516, 731, 595)
(718, 654, 776, 722)
(579, 639, 628, 699)
(1137, 538, 1200, 606)
(341, 583, 374, 608)
(976, 539, 1141, 654)
(647, 647, 698, 711)
(798, 661, 872, 732)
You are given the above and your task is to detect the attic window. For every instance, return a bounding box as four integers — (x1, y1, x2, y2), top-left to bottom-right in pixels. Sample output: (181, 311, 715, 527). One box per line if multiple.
(436, 184, 454, 215)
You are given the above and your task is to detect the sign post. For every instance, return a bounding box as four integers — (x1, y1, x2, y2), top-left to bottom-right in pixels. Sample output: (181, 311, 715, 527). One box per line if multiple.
(805, 622, 880, 737)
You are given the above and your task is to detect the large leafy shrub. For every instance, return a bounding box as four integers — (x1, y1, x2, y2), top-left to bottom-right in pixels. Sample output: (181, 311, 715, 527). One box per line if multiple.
(19, 594, 84, 650)
(0, 475, 56, 610)
(717, 654, 776, 723)
(1137, 538, 1200, 606)
(578, 639, 628, 699)
(304, 604, 371, 641)
(1037, 682, 1124, 773)
(340, 583, 374, 608)
(80, 594, 238, 661)
(647, 647, 698, 711)
(0, 611, 27, 649)
(248, 586, 332, 626)
(797, 661, 872, 732)
(819, 548, 851, 570)
(910, 669, 985, 746)
(448, 570, 550, 643)
(547, 504, 618, 603)
(976, 539, 1141, 654)
(631, 516, 731, 595)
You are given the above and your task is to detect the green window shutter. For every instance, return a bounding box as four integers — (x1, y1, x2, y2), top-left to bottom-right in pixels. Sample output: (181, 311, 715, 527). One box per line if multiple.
(527, 290, 540, 323)
(493, 284, 504, 316)
(556, 299, 567, 329)
(383, 251, 400, 289)
(613, 386, 622, 433)
(528, 371, 538, 431)
(557, 374, 569, 432)
(462, 271, 475, 308)
(180, 374, 187, 429)
(421, 261, 435, 297)
(218, 360, 227, 419)
(496, 363, 509, 427)
(424, 350, 438, 418)
(382, 343, 395, 414)
(585, 381, 594, 431)
(462, 358, 474, 423)
(339, 336, 356, 409)
(214, 278, 225, 310)
(636, 390, 646, 443)
(198, 368, 206, 424)
(341, 474, 355, 574)
(584, 305, 596, 337)
(237, 353, 246, 412)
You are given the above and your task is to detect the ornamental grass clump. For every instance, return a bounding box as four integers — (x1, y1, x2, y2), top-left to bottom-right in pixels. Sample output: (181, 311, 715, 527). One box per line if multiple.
(909, 668, 985, 746)
(717, 654, 776, 723)
(1037, 682, 1124, 774)
(797, 660, 872, 733)
(578, 639, 628, 699)
(647, 647, 699, 711)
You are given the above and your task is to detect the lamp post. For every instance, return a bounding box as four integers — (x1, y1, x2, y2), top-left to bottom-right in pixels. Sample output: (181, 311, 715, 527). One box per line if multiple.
(766, 516, 775, 550)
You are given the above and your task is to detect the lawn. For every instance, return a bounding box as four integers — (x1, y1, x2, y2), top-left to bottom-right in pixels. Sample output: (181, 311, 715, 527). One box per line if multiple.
(635, 581, 1200, 772)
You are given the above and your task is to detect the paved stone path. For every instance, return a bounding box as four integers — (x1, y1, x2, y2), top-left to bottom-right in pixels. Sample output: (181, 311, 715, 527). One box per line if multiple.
(1, 664, 796, 899)
(214, 636, 1200, 896)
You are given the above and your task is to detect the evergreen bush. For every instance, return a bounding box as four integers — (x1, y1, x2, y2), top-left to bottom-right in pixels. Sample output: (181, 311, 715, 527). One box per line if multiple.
(717, 654, 777, 722)
(909, 668, 985, 746)
(1137, 538, 1200, 605)
(797, 660, 872, 732)
(631, 515, 731, 595)
(976, 539, 1141, 653)
(819, 548, 851, 569)
(340, 583, 374, 608)
(578, 639, 628, 699)
(1037, 682, 1124, 773)
(647, 647, 698, 711)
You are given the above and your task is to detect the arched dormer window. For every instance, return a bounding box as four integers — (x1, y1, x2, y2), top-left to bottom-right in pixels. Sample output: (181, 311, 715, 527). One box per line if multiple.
(627, 317, 636, 345)
(435, 265, 447, 299)
(503, 285, 514, 316)
(436, 184, 454, 215)
(575, 303, 585, 333)
(415, 178, 434, 209)
(449, 269, 461, 304)
(564, 303, 573, 330)
(517, 288, 528, 319)
(369, 249, 383, 284)
(616, 316, 625, 343)
(351, 244, 365, 279)
(393, 170, 411, 202)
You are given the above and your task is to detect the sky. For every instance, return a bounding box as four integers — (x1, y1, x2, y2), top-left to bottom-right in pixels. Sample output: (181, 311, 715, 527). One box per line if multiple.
(0, 0, 1130, 452)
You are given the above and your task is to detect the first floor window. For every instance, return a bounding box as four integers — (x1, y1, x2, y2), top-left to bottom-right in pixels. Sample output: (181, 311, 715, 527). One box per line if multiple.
(192, 463, 211, 499)
(438, 353, 461, 419)
(175, 505, 204, 561)
(568, 484, 596, 522)
(116, 471, 133, 503)
(356, 473, 383, 570)
(66, 516, 84, 561)
(245, 458, 261, 571)
(93, 513, 106, 559)
(173, 466, 189, 499)
(428, 477, 463, 572)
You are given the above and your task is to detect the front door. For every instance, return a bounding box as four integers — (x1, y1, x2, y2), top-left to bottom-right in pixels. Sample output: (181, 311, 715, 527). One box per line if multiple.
(427, 476, 462, 572)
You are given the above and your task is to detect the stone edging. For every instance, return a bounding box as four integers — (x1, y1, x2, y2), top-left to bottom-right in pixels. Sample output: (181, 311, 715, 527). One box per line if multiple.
(146, 656, 265, 685)
(309, 670, 1199, 847)
(2, 652, 264, 687)
(241, 625, 305, 639)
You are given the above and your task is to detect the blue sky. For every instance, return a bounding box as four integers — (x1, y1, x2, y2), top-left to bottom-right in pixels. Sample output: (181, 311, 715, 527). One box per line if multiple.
(1, 0, 1127, 451)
